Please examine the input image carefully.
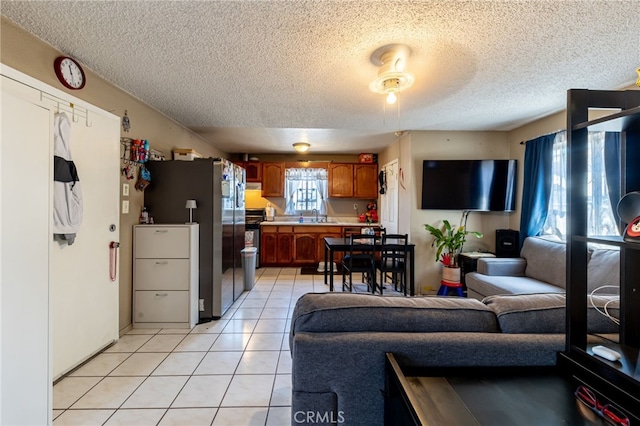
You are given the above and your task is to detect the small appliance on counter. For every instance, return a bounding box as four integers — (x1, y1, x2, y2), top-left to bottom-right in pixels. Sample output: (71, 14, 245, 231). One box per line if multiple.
(266, 203, 275, 222)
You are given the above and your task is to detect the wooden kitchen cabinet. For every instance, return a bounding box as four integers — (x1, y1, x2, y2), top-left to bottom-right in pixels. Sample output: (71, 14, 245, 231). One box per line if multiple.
(354, 164, 378, 198)
(329, 163, 378, 199)
(262, 162, 285, 197)
(277, 233, 293, 264)
(293, 233, 317, 265)
(328, 163, 354, 197)
(244, 161, 261, 182)
(317, 229, 343, 261)
(261, 225, 293, 265)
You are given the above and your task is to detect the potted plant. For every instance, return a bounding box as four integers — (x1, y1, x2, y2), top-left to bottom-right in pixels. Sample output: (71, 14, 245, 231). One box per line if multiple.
(424, 218, 483, 283)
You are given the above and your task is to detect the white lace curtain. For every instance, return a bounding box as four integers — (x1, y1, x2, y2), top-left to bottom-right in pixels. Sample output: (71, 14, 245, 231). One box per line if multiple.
(284, 168, 328, 215)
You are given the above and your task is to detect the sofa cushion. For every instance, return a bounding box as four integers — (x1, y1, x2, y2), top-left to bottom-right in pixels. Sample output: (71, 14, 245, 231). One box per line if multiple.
(587, 246, 620, 294)
(290, 293, 498, 338)
(520, 237, 567, 288)
(483, 293, 620, 334)
(483, 293, 566, 333)
(465, 273, 565, 298)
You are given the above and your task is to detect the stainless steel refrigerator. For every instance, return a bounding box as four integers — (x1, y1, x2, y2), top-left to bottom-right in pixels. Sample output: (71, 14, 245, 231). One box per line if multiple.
(145, 158, 245, 320)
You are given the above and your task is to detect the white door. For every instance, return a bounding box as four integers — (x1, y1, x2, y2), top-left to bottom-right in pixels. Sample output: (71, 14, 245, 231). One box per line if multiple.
(380, 159, 399, 234)
(49, 92, 120, 378)
(1, 79, 52, 425)
(1, 68, 121, 385)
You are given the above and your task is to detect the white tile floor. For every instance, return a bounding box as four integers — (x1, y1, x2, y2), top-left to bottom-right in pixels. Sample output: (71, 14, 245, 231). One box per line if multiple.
(52, 267, 340, 426)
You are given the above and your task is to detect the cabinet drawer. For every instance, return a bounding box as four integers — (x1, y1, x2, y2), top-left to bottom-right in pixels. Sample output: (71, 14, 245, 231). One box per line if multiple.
(134, 291, 189, 323)
(134, 259, 190, 290)
(134, 226, 191, 258)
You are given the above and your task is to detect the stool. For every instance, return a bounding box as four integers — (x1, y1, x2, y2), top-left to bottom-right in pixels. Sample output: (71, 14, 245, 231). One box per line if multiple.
(437, 280, 465, 297)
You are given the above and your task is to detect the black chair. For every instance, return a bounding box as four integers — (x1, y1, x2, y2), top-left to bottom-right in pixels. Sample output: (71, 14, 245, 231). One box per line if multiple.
(376, 234, 408, 295)
(342, 234, 377, 293)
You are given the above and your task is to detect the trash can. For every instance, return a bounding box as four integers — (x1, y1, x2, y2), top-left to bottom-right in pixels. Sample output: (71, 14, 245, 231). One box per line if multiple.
(241, 247, 257, 290)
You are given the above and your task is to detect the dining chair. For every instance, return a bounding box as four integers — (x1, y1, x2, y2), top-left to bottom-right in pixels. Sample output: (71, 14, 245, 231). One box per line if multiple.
(342, 227, 363, 237)
(376, 233, 408, 295)
(342, 234, 377, 293)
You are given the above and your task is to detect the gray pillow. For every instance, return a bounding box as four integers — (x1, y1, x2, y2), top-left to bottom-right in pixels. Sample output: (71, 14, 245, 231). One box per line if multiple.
(483, 293, 565, 333)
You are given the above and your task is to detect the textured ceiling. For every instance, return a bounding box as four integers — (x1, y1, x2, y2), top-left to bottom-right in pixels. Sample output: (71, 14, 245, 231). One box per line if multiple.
(2, 1, 639, 154)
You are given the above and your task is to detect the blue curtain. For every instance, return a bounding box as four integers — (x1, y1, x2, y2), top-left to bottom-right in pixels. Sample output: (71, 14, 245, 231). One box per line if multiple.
(519, 134, 555, 247)
(604, 132, 621, 233)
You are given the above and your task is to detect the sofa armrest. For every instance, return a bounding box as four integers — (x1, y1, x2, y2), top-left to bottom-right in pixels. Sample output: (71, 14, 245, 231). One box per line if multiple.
(477, 258, 526, 276)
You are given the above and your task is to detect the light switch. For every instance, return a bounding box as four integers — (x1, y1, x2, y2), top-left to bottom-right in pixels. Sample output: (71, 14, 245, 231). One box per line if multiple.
(122, 183, 130, 197)
(122, 200, 129, 214)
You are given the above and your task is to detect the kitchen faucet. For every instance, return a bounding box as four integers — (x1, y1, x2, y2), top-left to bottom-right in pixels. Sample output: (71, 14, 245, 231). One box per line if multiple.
(312, 208, 319, 223)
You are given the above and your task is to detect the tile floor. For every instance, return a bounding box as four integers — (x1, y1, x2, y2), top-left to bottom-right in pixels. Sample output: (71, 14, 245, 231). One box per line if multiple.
(52, 267, 347, 426)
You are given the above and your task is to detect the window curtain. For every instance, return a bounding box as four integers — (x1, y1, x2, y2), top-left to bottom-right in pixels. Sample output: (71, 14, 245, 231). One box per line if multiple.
(604, 132, 622, 233)
(519, 133, 555, 247)
(284, 168, 328, 214)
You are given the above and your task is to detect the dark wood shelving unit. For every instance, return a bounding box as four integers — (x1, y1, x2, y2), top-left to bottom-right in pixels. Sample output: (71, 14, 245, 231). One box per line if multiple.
(558, 89, 640, 420)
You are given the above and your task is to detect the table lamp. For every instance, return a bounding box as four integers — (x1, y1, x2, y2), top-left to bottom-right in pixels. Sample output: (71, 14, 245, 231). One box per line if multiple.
(185, 199, 197, 223)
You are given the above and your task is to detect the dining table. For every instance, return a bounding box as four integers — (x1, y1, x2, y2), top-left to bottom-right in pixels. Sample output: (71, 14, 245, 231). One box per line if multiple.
(323, 236, 416, 296)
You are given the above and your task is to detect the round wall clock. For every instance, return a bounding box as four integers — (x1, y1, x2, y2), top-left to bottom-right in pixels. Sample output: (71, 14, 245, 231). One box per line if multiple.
(54, 56, 86, 90)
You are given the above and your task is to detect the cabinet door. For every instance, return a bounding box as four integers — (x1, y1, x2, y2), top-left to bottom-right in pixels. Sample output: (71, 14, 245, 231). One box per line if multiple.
(317, 231, 343, 263)
(277, 233, 293, 264)
(245, 161, 262, 182)
(261, 230, 278, 265)
(329, 163, 354, 197)
(354, 164, 378, 199)
(262, 162, 284, 197)
(294, 234, 317, 264)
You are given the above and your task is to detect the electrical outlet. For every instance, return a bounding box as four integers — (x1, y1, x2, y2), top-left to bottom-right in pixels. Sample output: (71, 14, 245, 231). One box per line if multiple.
(199, 299, 205, 311)
(122, 200, 129, 214)
(122, 183, 129, 197)
(353, 203, 358, 210)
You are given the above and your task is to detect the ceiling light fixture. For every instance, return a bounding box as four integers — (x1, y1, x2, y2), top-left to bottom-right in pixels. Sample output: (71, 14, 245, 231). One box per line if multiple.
(369, 44, 414, 105)
(293, 142, 310, 153)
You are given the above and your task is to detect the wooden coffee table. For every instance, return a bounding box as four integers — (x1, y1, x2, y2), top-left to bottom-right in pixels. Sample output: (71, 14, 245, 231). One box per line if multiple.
(384, 353, 590, 425)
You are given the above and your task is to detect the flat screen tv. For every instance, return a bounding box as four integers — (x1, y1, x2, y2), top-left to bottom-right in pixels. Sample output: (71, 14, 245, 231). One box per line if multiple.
(421, 159, 517, 211)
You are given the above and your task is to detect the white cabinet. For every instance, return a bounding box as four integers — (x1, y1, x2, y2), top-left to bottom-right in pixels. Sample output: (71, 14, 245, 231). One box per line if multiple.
(133, 224, 199, 328)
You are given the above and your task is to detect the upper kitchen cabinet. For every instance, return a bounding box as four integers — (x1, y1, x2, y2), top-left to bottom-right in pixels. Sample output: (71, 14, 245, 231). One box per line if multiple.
(354, 164, 378, 199)
(233, 161, 261, 182)
(328, 163, 378, 198)
(262, 162, 285, 197)
(328, 163, 354, 197)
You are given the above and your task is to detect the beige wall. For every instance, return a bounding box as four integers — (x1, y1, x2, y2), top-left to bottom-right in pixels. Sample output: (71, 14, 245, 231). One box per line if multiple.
(404, 131, 512, 293)
(1, 18, 226, 333)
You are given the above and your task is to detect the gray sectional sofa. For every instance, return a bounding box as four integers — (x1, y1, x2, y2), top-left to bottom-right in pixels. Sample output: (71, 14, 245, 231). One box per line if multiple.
(289, 292, 619, 426)
(465, 236, 620, 299)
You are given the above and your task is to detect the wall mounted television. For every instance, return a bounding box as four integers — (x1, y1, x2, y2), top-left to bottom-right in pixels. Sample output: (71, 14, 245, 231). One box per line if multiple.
(421, 159, 517, 211)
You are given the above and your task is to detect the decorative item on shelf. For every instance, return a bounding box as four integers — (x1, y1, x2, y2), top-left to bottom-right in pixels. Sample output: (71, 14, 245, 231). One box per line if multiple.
(185, 199, 197, 223)
(359, 153, 376, 163)
(122, 110, 131, 132)
(617, 191, 640, 243)
(173, 148, 202, 161)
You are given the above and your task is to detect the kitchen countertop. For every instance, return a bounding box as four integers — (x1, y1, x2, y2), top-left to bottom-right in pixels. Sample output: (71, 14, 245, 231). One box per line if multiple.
(260, 220, 379, 226)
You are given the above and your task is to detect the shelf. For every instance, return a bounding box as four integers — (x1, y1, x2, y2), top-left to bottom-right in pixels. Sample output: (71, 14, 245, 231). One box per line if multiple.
(572, 105, 640, 132)
(573, 235, 640, 250)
